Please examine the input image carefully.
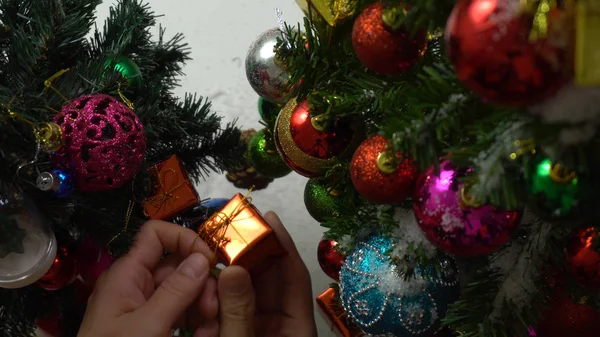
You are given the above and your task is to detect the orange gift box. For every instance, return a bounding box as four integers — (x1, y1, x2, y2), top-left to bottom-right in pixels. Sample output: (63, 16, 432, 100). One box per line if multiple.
(316, 288, 366, 337)
(199, 193, 286, 272)
(143, 155, 199, 220)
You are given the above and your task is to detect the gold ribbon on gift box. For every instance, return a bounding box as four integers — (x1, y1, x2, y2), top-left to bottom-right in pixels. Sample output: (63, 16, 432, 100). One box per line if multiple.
(575, 0, 600, 86)
(143, 167, 189, 218)
(295, 0, 358, 26)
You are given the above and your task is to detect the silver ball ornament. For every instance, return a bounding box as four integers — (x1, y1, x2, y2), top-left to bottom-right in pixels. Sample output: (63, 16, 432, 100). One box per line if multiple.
(245, 28, 293, 104)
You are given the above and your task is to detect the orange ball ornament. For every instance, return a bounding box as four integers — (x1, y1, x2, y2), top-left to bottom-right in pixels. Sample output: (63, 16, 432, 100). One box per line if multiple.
(350, 135, 418, 205)
(352, 3, 428, 75)
(274, 98, 364, 177)
(567, 227, 600, 289)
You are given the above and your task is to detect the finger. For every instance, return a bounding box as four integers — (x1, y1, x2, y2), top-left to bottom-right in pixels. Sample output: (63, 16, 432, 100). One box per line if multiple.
(139, 253, 210, 330)
(194, 321, 219, 337)
(128, 220, 215, 271)
(188, 277, 218, 329)
(152, 255, 181, 287)
(218, 266, 256, 337)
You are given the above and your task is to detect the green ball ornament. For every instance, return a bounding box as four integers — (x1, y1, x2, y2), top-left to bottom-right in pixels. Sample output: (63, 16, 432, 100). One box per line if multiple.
(247, 129, 292, 179)
(258, 97, 281, 122)
(104, 56, 142, 88)
(526, 156, 584, 220)
(304, 178, 345, 222)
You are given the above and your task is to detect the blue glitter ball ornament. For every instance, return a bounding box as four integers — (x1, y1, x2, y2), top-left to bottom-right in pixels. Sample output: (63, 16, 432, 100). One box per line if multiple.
(339, 235, 460, 337)
(36, 169, 74, 198)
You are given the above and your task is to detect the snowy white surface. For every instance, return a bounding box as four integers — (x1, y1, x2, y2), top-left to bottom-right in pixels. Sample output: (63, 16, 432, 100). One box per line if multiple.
(78, 1, 332, 336)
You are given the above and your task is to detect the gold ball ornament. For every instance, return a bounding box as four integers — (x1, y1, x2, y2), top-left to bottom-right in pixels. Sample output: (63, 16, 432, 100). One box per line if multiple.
(37, 122, 64, 153)
(274, 97, 364, 177)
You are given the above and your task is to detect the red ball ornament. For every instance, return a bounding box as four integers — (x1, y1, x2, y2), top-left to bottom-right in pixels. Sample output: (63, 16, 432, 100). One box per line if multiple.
(350, 135, 418, 205)
(413, 160, 522, 257)
(352, 2, 428, 75)
(445, 0, 569, 107)
(317, 238, 346, 281)
(52, 94, 146, 191)
(38, 246, 77, 291)
(536, 295, 600, 337)
(275, 98, 363, 177)
(77, 238, 113, 286)
(36, 311, 63, 337)
(566, 227, 600, 289)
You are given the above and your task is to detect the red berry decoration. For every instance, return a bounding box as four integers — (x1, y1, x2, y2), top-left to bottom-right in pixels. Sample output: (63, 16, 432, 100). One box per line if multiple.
(275, 98, 363, 177)
(350, 135, 418, 205)
(566, 227, 600, 290)
(38, 246, 77, 291)
(536, 295, 600, 337)
(413, 160, 522, 257)
(445, 0, 569, 107)
(317, 238, 346, 281)
(52, 94, 146, 191)
(352, 2, 428, 75)
(77, 237, 113, 286)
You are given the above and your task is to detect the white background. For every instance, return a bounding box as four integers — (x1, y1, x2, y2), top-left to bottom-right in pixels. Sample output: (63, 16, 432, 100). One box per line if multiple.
(94, 0, 333, 336)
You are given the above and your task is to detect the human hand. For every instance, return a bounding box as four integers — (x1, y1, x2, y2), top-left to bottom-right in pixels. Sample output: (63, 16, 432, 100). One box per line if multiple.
(217, 212, 317, 337)
(78, 220, 220, 337)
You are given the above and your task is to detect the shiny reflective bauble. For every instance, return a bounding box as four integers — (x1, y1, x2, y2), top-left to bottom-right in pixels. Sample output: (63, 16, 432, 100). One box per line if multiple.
(413, 161, 522, 257)
(36, 169, 73, 198)
(258, 97, 281, 122)
(350, 135, 418, 205)
(38, 246, 77, 291)
(536, 294, 600, 337)
(246, 28, 293, 104)
(567, 227, 600, 290)
(317, 239, 346, 281)
(304, 178, 345, 222)
(105, 56, 143, 88)
(352, 3, 428, 75)
(247, 128, 292, 179)
(445, 0, 569, 106)
(51, 94, 146, 191)
(275, 98, 363, 177)
(38, 122, 64, 153)
(339, 235, 460, 337)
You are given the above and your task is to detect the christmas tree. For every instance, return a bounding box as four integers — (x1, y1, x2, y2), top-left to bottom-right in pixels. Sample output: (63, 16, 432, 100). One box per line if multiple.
(242, 0, 600, 336)
(0, 0, 245, 336)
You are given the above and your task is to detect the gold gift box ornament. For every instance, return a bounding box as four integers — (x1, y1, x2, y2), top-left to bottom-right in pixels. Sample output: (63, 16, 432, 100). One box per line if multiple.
(196, 192, 287, 273)
(295, 0, 358, 26)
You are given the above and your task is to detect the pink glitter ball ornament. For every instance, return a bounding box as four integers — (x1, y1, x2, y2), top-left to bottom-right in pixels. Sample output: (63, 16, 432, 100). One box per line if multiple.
(51, 94, 146, 191)
(413, 160, 522, 257)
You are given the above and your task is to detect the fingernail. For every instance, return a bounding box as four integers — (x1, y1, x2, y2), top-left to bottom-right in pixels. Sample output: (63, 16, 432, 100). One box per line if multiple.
(178, 253, 208, 279)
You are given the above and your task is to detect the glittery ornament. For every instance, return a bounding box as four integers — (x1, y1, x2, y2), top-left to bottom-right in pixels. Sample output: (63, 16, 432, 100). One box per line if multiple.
(248, 128, 292, 179)
(258, 97, 281, 122)
(38, 122, 64, 153)
(38, 246, 77, 291)
(413, 161, 522, 257)
(526, 156, 585, 220)
(566, 227, 600, 290)
(536, 295, 600, 337)
(352, 3, 428, 75)
(317, 238, 346, 281)
(445, 0, 570, 106)
(77, 237, 112, 286)
(339, 235, 460, 337)
(51, 94, 146, 191)
(105, 56, 143, 88)
(275, 98, 363, 177)
(350, 135, 418, 205)
(246, 28, 294, 104)
(295, 0, 358, 26)
(36, 169, 73, 198)
(304, 178, 346, 222)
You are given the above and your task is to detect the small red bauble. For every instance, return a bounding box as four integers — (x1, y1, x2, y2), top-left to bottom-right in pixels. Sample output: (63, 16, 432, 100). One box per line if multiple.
(352, 3, 428, 75)
(36, 311, 63, 337)
(536, 295, 600, 337)
(445, 0, 569, 107)
(38, 246, 77, 291)
(77, 237, 113, 286)
(566, 227, 600, 289)
(52, 94, 146, 191)
(275, 98, 363, 177)
(317, 238, 346, 281)
(413, 160, 522, 257)
(350, 135, 418, 205)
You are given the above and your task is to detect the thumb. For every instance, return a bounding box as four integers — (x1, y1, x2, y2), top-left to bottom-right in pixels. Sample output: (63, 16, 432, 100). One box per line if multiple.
(141, 253, 209, 329)
(218, 266, 255, 337)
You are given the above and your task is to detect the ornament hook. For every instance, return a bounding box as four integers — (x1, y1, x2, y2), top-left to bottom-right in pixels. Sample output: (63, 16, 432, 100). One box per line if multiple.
(549, 162, 577, 184)
(376, 151, 398, 174)
(459, 184, 484, 209)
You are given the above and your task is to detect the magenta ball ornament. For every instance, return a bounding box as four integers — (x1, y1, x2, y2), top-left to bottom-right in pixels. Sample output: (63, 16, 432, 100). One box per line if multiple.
(51, 94, 146, 191)
(413, 160, 522, 257)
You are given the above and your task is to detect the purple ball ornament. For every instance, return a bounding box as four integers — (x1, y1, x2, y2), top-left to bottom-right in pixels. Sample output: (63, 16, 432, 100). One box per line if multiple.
(51, 94, 146, 191)
(413, 160, 522, 257)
